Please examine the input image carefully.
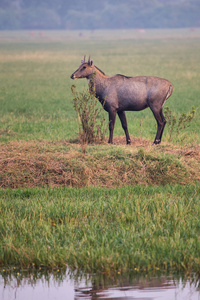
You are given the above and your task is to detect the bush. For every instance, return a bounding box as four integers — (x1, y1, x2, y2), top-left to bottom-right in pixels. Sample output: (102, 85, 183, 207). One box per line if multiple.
(71, 85, 107, 147)
(164, 106, 196, 142)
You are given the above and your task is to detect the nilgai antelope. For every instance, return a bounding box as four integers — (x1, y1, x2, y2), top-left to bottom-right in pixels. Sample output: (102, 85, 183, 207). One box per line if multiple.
(71, 56, 173, 144)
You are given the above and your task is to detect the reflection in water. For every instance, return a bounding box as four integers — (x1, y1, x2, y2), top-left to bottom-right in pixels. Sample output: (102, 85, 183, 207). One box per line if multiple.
(0, 268, 199, 300)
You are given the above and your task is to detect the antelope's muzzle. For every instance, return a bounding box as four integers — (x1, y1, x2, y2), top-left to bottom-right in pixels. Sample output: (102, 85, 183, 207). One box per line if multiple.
(70, 73, 76, 79)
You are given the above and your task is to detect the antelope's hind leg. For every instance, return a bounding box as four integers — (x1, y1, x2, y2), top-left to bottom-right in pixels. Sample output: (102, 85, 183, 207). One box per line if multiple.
(151, 108, 166, 145)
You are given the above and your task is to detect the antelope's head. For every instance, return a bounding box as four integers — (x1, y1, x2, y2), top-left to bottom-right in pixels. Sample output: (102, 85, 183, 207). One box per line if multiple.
(70, 56, 95, 80)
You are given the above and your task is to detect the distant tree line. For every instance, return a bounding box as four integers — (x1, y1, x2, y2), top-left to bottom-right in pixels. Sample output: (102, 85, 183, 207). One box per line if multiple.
(0, 0, 200, 30)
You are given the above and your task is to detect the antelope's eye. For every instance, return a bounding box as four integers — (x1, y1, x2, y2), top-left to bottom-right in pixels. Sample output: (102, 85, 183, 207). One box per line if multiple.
(81, 66, 86, 71)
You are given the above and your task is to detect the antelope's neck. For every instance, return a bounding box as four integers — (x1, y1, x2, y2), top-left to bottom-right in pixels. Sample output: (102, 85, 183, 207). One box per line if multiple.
(88, 67, 109, 95)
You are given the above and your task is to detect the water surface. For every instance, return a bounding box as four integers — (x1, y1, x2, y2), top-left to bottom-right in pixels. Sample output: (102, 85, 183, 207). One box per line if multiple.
(0, 268, 199, 300)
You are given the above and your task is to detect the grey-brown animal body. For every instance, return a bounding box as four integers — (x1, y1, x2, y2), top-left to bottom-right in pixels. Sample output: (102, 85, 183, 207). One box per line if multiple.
(71, 57, 173, 144)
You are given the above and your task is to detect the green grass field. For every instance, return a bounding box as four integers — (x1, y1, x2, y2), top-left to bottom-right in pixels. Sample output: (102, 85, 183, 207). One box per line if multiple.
(0, 29, 200, 143)
(1, 185, 200, 274)
(0, 29, 200, 274)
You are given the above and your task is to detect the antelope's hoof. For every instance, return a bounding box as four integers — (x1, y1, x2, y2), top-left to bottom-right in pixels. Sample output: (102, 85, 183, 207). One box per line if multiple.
(153, 139, 161, 145)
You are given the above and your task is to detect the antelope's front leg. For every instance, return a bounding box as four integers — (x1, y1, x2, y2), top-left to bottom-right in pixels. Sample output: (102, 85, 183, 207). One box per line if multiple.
(108, 110, 116, 144)
(118, 111, 131, 144)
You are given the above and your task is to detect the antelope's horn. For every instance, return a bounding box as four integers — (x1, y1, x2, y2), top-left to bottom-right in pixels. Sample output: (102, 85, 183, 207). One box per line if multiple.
(81, 55, 86, 64)
(88, 56, 91, 64)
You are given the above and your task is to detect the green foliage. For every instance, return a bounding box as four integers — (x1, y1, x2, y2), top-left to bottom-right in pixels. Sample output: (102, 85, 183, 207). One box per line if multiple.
(164, 106, 196, 142)
(71, 84, 107, 146)
(1, 0, 200, 29)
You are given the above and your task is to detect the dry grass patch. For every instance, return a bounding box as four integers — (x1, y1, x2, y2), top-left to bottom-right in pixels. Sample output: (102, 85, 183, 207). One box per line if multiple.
(0, 138, 199, 189)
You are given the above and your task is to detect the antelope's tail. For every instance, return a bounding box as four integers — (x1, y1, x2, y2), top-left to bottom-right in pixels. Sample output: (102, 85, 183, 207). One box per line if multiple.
(166, 84, 173, 100)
